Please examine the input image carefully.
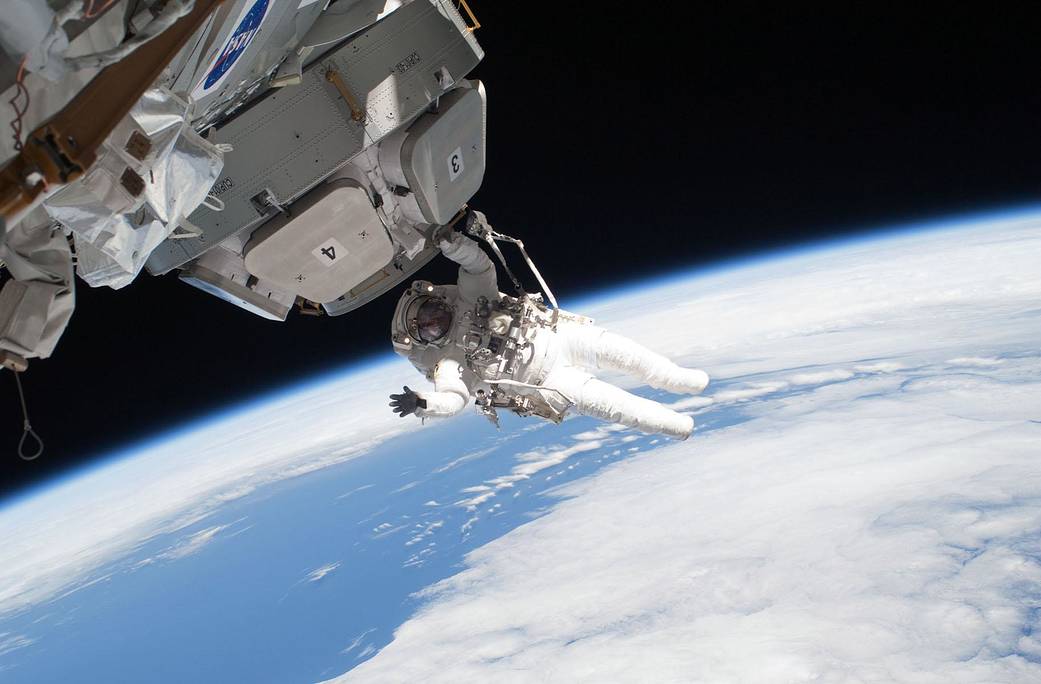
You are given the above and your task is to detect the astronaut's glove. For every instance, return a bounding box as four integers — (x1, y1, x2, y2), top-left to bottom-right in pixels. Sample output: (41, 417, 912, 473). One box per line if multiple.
(463, 209, 491, 239)
(389, 386, 427, 417)
(432, 223, 457, 246)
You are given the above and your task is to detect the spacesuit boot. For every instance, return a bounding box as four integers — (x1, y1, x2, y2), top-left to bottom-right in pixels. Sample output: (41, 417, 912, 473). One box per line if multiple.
(557, 325, 709, 396)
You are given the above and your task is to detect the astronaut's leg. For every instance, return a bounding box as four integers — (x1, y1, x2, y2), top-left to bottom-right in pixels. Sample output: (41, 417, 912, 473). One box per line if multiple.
(558, 324, 709, 395)
(546, 366, 694, 440)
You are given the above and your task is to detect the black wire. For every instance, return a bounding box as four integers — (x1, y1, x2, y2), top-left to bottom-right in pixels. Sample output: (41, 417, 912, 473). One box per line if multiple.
(8, 63, 30, 153)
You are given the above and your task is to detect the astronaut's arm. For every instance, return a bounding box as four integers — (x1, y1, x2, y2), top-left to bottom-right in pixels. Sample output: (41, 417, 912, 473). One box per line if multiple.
(415, 358, 471, 418)
(438, 226, 498, 304)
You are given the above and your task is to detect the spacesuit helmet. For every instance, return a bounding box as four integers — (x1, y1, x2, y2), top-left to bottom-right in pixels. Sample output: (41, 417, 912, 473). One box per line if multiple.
(392, 282, 455, 350)
(412, 296, 453, 343)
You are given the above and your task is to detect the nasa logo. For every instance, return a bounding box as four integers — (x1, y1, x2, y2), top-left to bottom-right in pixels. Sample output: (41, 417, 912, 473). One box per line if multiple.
(201, 0, 270, 92)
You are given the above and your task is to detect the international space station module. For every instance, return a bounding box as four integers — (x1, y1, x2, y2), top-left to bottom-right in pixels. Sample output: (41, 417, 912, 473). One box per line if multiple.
(0, 0, 489, 368)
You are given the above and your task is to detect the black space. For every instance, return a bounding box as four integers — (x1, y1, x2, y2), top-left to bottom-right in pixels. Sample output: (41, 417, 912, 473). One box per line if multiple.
(2, 2, 1039, 497)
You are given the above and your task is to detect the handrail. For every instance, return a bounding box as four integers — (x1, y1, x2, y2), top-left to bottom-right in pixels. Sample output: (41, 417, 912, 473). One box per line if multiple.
(457, 0, 481, 31)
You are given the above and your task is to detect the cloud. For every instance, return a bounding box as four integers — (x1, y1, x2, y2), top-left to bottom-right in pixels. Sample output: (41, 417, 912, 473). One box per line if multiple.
(307, 562, 342, 583)
(0, 632, 35, 657)
(434, 447, 498, 474)
(786, 368, 855, 385)
(572, 424, 628, 441)
(371, 522, 411, 540)
(133, 520, 249, 569)
(341, 628, 375, 655)
(156, 524, 231, 561)
(454, 442, 603, 511)
(405, 521, 443, 546)
(947, 356, 1004, 367)
(664, 396, 714, 411)
(334, 362, 1041, 682)
(712, 381, 789, 402)
(572, 429, 610, 441)
(854, 361, 905, 373)
(337, 484, 375, 500)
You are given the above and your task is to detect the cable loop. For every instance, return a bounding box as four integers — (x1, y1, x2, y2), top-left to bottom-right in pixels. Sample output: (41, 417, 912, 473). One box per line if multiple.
(13, 371, 43, 460)
(18, 423, 43, 461)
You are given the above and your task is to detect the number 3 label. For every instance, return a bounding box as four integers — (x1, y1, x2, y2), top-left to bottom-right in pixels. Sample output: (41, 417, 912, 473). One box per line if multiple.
(447, 147, 464, 181)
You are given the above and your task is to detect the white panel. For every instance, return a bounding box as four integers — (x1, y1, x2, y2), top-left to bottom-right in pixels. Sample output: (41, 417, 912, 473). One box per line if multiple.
(244, 181, 392, 302)
(395, 83, 487, 224)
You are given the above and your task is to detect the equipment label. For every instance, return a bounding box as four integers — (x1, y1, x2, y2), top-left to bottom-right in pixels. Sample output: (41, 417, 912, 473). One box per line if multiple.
(211, 176, 234, 196)
(447, 147, 464, 181)
(312, 238, 348, 267)
(394, 51, 422, 74)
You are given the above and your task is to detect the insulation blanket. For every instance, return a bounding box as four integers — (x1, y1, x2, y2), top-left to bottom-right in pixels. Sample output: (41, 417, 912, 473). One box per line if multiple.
(43, 88, 224, 288)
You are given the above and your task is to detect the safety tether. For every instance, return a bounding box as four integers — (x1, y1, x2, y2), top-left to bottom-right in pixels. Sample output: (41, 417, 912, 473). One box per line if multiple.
(464, 212, 561, 322)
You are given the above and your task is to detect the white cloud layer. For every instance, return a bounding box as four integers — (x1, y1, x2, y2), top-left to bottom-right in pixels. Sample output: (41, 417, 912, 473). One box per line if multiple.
(333, 214, 1041, 682)
(149, 522, 234, 563)
(454, 441, 602, 511)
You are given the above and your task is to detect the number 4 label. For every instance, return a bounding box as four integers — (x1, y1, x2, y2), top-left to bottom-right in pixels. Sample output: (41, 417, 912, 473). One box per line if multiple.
(447, 147, 464, 181)
(312, 237, 348, 267)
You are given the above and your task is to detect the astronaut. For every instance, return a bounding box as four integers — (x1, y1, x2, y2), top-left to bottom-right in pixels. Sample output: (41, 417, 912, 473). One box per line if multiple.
(389, 212, 709, 440)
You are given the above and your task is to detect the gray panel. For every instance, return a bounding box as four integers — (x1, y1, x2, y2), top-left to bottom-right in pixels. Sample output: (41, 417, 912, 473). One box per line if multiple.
(146, 0, 484, 275)
(243, 180, 392, 303)
(322, 244, 440, 316)
(299, 0, 394, 53)
(400, 84, 486, 224)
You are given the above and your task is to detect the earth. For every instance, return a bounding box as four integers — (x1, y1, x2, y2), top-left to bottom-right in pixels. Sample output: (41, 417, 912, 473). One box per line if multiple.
(1, 210, 1040, 683)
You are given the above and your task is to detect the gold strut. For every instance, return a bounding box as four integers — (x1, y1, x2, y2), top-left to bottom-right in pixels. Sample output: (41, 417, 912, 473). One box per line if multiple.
(325, 69, 366, 123)
(457, 0, 481, 31)
(0, 0, 226, 223)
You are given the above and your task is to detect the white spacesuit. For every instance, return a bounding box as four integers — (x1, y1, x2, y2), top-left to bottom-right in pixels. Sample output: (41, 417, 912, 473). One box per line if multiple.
(389, 215, 709, 440)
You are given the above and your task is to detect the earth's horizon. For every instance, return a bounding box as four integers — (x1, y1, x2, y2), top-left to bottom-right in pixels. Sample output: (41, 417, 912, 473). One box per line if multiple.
(1, 208, 1040, 682)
